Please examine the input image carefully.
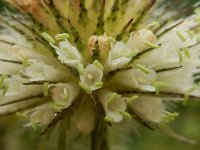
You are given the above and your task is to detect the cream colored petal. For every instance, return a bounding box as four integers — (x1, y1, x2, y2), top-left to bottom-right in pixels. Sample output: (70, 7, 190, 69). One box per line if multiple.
(130, 95, 166, 123)
(98, 89, 126, 123)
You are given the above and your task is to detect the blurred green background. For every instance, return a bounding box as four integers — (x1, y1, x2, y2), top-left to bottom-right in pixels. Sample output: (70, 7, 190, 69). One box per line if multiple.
(0, 102, 200, 150)
(109, 101, 200, 150)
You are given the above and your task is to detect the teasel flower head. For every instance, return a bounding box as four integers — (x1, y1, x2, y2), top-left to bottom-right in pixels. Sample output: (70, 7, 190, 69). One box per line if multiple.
(0, 0, 200, 149)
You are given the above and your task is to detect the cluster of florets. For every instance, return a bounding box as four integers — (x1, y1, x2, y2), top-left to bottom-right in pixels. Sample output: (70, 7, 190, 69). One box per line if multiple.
(0, 0, 200, 136)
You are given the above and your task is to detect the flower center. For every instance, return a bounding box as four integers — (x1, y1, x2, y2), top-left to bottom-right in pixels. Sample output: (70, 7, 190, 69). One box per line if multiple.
(87, 74, 93, 80)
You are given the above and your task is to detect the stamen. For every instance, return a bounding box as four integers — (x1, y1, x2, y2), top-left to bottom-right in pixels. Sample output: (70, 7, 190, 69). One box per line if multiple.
(107, 92, 118, 103)
(146, 21, 160, 30)
(79, 82, 92, 94)
(30, 121, 37, 131)
(93, 60, 103, 70)
(182, 48, 191, 58)
(43, 82, 51, 96)
(55, 33, 70, 40)
(61, 88, 69, 100)
(119, 111, 132, 120)
(78, 63, 84, 75)
(176, 49, 183, 64)
(136, 64, 150, 74)
(16, 112, 28, 119)
(107, 37, 116, 44)
(144, 40, 160, 48)
(104, 116, 115, 122)
(183, 85, 197, 105)
(126, 95, 139, 104)
(127, 49, 139, 58)
(0, 75, 7, 87)
(49, 102, 64, 112)
(2, 85, 9, 96)
(22, 57, 30, 67)
(176, 31, 186, 41)
(94, 81, 103, 88)
(152, 81, 169, 94)
(41, 32, 55, 43)
(160, 112, 179, 125)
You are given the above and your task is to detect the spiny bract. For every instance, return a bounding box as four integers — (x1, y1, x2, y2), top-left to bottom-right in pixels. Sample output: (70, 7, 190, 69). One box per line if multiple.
(0, 0, 200, 149)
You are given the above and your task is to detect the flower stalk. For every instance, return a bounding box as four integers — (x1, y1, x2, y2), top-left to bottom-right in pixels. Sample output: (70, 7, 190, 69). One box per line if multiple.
(91, 113, 109, 150)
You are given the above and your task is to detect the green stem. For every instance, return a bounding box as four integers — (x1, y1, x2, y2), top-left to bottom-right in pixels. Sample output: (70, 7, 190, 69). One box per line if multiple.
(91, 113, 109, 150)
(58, 119, 68, 150)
